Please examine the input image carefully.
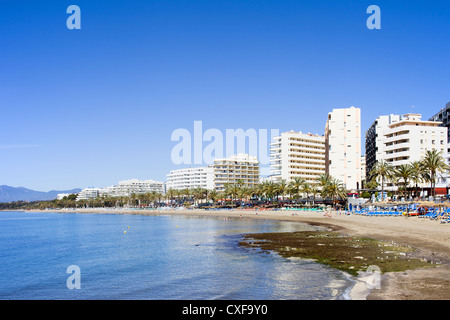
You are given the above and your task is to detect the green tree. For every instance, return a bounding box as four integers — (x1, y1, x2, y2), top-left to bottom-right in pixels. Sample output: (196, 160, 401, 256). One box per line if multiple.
(276, 179, 288, 202)
(394, 164, 413, 198)
(421, 149, 449, 197)
(288, 177, 305, 201)
(370, 160, 394, 201)
(323, 178, 347, 205)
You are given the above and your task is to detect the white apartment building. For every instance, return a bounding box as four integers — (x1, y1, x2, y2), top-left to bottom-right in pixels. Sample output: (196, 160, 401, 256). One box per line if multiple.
(105, 179, 165, 196)
(76, 188, 103, 200)
(166, 167, 215, 190)
(325, 106, 362, 190)
(213, 153, 259, 192)
(382, 113, 448, 193)
(76, 179, 165, 201)
(56, 193, 72, 200)
(270, 130, 325, 183)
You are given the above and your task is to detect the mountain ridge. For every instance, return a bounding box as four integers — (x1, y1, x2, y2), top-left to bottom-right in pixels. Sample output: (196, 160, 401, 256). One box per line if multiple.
(0, 185, 81, 203)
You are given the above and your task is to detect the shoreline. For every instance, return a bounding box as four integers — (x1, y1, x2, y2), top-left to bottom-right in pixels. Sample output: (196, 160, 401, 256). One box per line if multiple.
(6, 207, 450, 300)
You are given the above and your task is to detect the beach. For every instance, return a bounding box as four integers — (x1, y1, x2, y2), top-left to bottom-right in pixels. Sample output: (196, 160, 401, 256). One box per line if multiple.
(24, 208, 450, 299)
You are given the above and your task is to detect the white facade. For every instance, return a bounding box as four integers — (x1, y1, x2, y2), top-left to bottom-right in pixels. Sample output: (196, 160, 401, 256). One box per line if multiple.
(270, 130, 325, 183)
(166, 167, 214, 190)
(213, 153, 259, 192)
(76, 188, 103, 200)
(105, 179, 165, 196)
(381, 113, 448, 191)
(57, 193, 72, 200)
(361, 155, 366, 184)
(325, 106, 362, 190)
(76, 179, 165, 201)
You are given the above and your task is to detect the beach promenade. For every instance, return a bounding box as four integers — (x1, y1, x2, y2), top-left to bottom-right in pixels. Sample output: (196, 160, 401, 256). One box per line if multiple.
(30, 207, 450, 299)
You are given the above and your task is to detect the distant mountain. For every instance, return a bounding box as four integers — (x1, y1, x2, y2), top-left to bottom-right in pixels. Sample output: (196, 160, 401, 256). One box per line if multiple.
(0, 185, 81, 203)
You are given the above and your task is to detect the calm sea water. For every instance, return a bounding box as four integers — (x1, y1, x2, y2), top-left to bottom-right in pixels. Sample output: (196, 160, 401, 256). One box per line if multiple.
(0, 211, 353, 300)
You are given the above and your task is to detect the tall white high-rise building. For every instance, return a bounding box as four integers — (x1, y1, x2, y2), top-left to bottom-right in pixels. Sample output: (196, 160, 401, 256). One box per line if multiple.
(213, 153, 259, 192)
(166, 167, 215, 190)
(270, 130, 326, 183)
(325, 106, 362, 190)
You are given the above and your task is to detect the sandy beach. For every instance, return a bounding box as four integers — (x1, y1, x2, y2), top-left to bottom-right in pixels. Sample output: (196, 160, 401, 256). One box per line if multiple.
(26, 207, 450, 299)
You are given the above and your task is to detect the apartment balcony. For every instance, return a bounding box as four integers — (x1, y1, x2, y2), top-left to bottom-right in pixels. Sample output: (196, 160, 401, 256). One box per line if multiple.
(385, 150, 411, 160)
(385, 142, 410, 152)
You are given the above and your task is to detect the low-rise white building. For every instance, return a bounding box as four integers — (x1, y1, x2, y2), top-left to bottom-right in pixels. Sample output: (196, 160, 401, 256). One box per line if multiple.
(76, 179, 165, 201)
(105, 179, 165, 197)
(76, 188, 103, 200)
(166, 167, 214, 190)
(56, 193, 72, 200)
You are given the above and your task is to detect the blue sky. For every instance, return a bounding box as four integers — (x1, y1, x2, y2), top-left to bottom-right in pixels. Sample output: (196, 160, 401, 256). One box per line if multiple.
(1, 0, 449, 191)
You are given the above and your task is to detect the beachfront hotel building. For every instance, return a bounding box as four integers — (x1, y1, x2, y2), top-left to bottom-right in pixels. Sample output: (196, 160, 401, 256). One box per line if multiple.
(104, 179, 166, 196)
(325, 106, 362, 191)
(76, 188, 103, 200)
(365, 114, 402, 178)
(213, 153, 259, 192)
(381, 113, 448, 194)
(269, 130, 326, 183)
(166, 167, 215, 190)
(76, 179, 166, 200)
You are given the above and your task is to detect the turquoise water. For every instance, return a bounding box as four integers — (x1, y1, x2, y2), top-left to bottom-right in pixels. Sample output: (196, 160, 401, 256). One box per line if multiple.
(0, 211, 353, 300)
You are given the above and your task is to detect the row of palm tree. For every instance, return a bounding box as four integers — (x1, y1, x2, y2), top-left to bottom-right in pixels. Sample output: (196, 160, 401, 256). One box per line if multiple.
(50, 173, 349, 209)
(218, 174, 347, 206)
(369, 149, 449, 199)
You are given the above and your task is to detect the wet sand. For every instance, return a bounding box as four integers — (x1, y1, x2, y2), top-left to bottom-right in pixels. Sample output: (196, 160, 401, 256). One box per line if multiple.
(23, 207, 450, 299)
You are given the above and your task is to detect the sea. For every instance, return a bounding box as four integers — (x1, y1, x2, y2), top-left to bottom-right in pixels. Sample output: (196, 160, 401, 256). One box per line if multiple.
(0, 210, 355, 300)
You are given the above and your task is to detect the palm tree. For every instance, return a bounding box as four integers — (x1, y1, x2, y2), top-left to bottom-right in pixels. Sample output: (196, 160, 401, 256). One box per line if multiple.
(409, 161, 425, 198)
(224, 183, 239, 203)
(324, 178, 347, 206)
(261, 181, 276, 202)
(208, 189, 219, 204)
(370, 160, 394, 201)
(310, 185, 320, 205)
(166, 188, 175, 205)
(276, 179, 288, 202)
(192, 187, 207, 205)
(316, 173, 332, 189)
(182, 188, 192, 204)
(421, 149, 449, 197)
(394, 164, 413, 198)
(301, 182, 312, 204)
(288, 177, 305, 202)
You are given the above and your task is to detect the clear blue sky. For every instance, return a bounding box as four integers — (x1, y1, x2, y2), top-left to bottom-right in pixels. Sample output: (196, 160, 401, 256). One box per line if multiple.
(1, 0, 449, 191)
